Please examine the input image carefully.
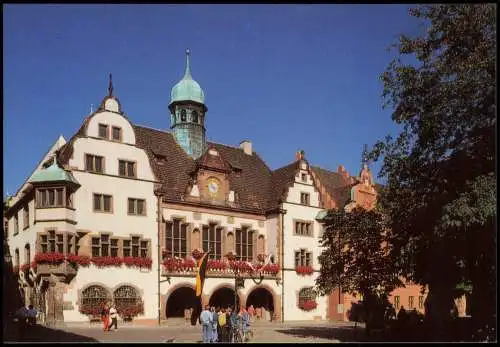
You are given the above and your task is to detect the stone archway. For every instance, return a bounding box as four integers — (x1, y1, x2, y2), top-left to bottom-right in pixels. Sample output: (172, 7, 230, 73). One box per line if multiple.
(246, 286, 276, 321)
(209, 287, 237, 309)
(166, 285, 197, 319)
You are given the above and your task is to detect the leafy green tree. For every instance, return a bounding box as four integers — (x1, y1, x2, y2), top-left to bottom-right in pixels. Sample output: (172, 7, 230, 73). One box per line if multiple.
(316, 207, 402, 334)
(368, 4, 496, 341)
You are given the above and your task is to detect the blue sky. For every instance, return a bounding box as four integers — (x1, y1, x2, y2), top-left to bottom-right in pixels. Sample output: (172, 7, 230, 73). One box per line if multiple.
(3, 4, 423, 196)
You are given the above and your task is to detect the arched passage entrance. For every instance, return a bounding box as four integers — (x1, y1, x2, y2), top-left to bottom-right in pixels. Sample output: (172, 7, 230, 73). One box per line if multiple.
(246, 287, 274, 321)
(166, 286, 197, 318)
(209, 287, 237, 309)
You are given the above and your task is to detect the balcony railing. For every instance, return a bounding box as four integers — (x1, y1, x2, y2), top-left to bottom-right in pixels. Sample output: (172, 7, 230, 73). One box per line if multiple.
(161, 258, 280, 279)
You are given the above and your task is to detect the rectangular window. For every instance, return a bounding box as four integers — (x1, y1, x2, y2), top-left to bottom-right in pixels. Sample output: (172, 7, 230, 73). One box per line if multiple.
(23, 205, 29, 229)
(118, 160, 136, 178)
(112, 126, 122, 141)
(300, 192, 310, 205)
(128, 198, 146, 216)
(140, 241, 148, 258)
(92, 237, 100, 257)
(101, 234, 110, 257)
(14, 214, 19, 235)
(165, 220, 188, 259)
(98, 124, 109, 139)
(295, 249, 312, 267)
(93, 194, 112, 212)
(123, 240, 131, 257)
(301, 173, 307, 182)
(394, 296, 400, 310)
(408, 296, 414, 309)
(37, 188, 66, 208)
(40, 234, 48, 253)
(85, 154, 104, 173)
(56, 234, 64, 253)
(294, 220, 313, 236)
(132, 237, 140, 258)
(235, 227, 254, 262)
(48, 230, 56, 253)
(111, 239, 119, 258)
(418, 296, 424, 309)
(56, 188, 64, 206)
(202, 223, 222, 260)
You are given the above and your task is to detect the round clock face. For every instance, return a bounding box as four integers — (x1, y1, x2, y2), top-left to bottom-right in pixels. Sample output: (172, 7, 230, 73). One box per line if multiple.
(207, 179, 219, 195)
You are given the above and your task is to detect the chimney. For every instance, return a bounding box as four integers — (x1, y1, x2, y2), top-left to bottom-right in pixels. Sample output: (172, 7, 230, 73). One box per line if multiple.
(295, 150, 305, 161)
(239, 140, 252, 155)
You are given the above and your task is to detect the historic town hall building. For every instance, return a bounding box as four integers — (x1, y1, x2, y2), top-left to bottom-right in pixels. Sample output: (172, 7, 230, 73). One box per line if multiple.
(4, 51, 433, 325)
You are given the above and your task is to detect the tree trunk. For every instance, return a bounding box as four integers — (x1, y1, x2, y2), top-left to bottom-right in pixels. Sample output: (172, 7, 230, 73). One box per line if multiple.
(424, 284, 455, 341)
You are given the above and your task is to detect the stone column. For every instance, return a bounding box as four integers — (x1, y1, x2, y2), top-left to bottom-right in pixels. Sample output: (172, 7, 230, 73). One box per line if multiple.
(273, 295, 282, 321)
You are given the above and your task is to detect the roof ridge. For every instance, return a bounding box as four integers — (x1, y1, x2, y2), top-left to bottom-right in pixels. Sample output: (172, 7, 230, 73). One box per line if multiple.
(133, 124, 172, 134)
(311, 164, 343, 175)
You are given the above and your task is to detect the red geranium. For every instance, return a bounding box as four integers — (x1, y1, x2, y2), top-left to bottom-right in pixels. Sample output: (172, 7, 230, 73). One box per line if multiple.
(163, 258, 195, 272)
(66, 254, 91, 267)
(79, 303, 106, 316)
(134, 257, 153, 268)
(207, 259, 227, 271)
(262, 263, 280, 275)
(299, 300, 317, 311)
(30, 261, 37, 270)
(296, 265, 314, 275)
(229, 260, 253, 274)
(117, 301, 144, 318)
(91, 256, 123, 268)
(122, 256, 136, 267)
(21, 263, 30, 272)
(34, 252, 66, 264)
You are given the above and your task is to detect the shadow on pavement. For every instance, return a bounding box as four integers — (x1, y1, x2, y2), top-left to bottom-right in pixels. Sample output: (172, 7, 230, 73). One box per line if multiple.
(4, 324, 98, 343)
(275, 325, 375, 342)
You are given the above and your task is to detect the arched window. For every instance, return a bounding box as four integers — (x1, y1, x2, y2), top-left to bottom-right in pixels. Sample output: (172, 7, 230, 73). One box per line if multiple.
(192, 111, 198, 123)
(80, 285, 111, 315)
(114, 285, 140, 309)
(236, 227, 254, 262)
(165, 219, 187, 258)
(180, 109, 187, 122)
(203, 223, 223, 259)
(298, 287, 316, 305)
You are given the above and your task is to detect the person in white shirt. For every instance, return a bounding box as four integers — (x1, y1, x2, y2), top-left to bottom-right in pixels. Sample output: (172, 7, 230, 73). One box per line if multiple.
(108, 304, 118, 331)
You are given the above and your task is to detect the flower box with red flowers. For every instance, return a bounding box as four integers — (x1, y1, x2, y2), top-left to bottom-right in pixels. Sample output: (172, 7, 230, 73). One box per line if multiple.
(34, 252, 66, 264)
(262, 263, 280, 275)
(296, 265, 314, 275)
(191, 249, 204, 260)
(79, 303, 106, 317)
(134, 257, 153, 269)
(229, 260, 253, 274)
(163, 258, 195, 272)
(91, 256, 123, 268)
(207, 259, 227, 272)
(66, 254, 91, 268)
(117, 302, 144, 319)
(299, 300, 317, 311)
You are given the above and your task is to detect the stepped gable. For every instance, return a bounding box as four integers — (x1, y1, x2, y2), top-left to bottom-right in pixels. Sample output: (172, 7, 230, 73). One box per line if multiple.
(57, 116, 92, 166)
(195, 145, 231, 173)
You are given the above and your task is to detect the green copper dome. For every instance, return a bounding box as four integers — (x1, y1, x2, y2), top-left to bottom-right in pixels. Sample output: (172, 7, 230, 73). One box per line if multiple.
(170, 49, 205, 105)
(29, 160, 80, 186)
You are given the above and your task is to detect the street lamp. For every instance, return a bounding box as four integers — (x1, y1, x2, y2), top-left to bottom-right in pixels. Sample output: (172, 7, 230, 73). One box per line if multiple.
(232, 254, 264, 312)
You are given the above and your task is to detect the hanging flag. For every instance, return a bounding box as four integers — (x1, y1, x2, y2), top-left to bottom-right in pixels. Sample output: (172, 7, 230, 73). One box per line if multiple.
(191, 250, 210, 326)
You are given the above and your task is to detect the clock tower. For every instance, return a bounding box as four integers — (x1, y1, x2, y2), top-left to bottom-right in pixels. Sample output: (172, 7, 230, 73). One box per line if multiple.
(169, 49, 207, 159)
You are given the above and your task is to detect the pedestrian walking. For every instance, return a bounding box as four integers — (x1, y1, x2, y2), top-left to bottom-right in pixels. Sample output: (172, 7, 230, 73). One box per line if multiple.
(108, 304, 118, 331)
(199, 305, 212, 343)
(101, 303, 110, 332)
(210, 306, 218, 342)
(247, 305, 255, 322)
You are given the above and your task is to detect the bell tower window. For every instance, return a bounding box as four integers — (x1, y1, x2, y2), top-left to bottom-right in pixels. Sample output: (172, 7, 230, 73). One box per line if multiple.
(192, 111, 198, 124)
(180, 109, 187, 122)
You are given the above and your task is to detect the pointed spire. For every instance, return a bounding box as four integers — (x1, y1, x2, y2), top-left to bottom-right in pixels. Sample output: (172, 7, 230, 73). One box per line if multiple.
(108, 73, 114, 97)
(361, 143, 369, 168)
(184, 48, 192, 79)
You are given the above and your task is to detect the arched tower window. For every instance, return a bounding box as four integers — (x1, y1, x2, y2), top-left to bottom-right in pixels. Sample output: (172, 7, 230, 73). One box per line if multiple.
(192, 111, 198, 124)
(180, 109, 187, 122)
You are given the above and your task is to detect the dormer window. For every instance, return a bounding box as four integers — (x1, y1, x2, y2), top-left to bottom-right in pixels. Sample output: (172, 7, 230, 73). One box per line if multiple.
(112, 126, 122, 141)
(98, 124, 109, 139)
(301, 173, 307, 182)
(192, 111, 198, 123)
(180, 109, 187, 122)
